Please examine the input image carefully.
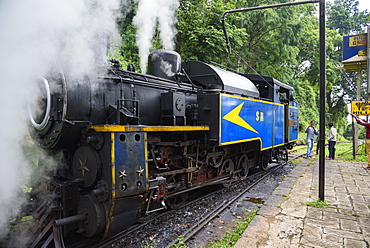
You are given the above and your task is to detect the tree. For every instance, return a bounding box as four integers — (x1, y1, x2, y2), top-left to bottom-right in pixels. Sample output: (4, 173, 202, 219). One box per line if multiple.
(327, 0, 369, 35)
(111, 0, 369, 134)
(326, 0, 370, 133)
(176, 0, 324, 130)
(176, 0, 233, 63)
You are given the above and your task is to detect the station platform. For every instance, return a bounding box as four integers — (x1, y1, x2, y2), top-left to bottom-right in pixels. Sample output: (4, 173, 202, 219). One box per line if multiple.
(234, 157, 370, 247)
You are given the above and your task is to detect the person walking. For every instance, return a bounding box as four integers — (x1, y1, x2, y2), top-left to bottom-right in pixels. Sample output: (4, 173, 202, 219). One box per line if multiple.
(351, 114, 370, 169)
(327, 122, 337, 160)
(305, 120, 318, 158)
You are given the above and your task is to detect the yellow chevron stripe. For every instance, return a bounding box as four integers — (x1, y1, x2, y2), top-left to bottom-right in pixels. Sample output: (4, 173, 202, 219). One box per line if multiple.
(222, 102, 258, 133)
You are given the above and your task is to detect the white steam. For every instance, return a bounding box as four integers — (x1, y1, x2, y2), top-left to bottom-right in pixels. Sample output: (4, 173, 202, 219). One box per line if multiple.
(0, 0, 127, 240)
(133, 0, 180, 72)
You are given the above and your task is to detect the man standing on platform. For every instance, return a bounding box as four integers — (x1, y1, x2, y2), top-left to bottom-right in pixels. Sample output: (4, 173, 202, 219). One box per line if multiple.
(305, 120, 318, 158)
(351, 114, 370, 169)
(327, 122, 337, 160)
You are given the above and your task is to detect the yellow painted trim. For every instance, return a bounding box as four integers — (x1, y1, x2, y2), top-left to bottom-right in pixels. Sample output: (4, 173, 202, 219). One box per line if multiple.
(289, 106, 299, 110)
(221, 137, 284, 150)
(222, 102, 259, 134)
(103, 133, 116, 239)
(288, 139, 298, 143)
(89, 125, 210, 132)
(144, 132, 149, 191)
(261, 146, 272, 151)
(220, 137, 262, 147)
(220, 93, 284, 106)
(111, 132, 116, 198)
(274, 102, 285, 107)
(219, 94, 222, 144)
(261, 142, 285, 151)
(219, 93, 286, 147)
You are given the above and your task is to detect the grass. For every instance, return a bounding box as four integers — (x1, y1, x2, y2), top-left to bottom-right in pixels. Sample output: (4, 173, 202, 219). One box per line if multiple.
(306, 198, 330, 208)
(293, 136, 368, 163)
(206, 208, 259, 248)
(172, 236, 186, 248)
(279, 194, 290, 201)
(204, 141, 367, 248)
(290, 157, 302, 165)
(335, 142, 367, 162)
(298, 141, 367, 162)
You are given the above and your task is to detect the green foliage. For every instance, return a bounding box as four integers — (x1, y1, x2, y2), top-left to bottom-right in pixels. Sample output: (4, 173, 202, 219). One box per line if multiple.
(290, 79, 319, 130)
(176, 0, 232, 63)
(306, 199, 330, 208)
(279, 194, 290, 201)
(172, 235, 186, 248)
(344, 122, 367, 140)
(324, 0, 370, 135)
(335, 141, 368, 162)
(327, 0, 369, 35)
(207, 208, 259, 248)
(112, 0, 370, 135)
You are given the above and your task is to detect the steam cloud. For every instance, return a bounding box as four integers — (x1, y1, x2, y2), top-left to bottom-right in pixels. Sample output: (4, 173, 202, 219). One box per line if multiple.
(133, 0, 180, 72)
(0, 0, 128, 241)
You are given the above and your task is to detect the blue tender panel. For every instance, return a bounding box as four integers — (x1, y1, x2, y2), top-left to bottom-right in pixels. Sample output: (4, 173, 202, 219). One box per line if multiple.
(289, 106, 299, 142)
(220, 94, 284, 150)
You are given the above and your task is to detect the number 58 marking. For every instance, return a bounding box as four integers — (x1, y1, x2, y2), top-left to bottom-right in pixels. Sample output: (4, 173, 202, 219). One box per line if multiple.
(256, 111, 264, 121)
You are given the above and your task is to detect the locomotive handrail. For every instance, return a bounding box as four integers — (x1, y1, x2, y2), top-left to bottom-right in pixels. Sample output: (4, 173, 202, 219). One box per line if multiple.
(210, 61, 239, 74)
(181, 68, 196, 91)
(99, 75, 197, 93)
(88, 125, 210, 133)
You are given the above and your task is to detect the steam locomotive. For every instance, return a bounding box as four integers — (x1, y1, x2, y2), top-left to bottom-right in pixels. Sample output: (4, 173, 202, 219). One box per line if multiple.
(24, 49, 299, 246)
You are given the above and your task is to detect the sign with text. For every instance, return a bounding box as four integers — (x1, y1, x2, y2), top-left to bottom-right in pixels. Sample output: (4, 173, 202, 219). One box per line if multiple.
(349, 34, 367, 47)
(343, 34, 367, 61)
(351, 101, 370, 115)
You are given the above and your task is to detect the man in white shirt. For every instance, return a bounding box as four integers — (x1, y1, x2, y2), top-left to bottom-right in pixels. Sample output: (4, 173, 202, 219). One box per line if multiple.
(327, 122, 337, 160)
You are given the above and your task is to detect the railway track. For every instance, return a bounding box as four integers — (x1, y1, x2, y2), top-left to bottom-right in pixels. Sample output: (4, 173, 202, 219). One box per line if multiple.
(168, 152, 305, 247)
(5, 151, 303, 248)
(89, 152, 305, 248)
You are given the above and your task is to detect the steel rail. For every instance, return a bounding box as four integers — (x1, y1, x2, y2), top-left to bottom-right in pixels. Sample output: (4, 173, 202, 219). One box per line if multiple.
(165, 153, 305, 248)
(88, 153, 305, 248)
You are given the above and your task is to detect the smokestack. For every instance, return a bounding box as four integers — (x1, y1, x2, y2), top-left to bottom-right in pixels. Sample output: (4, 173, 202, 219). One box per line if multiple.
(133, 0, 180, 73)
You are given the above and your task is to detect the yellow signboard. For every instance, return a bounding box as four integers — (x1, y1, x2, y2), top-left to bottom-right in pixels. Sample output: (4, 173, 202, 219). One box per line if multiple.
(349, 34, 367, 47)
(351, 101, 370, 115)
(358, 50, 367, 56)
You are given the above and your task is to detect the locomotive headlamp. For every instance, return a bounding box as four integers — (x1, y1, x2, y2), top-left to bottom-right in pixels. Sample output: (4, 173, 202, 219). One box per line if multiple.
(28, 76, 51, 130)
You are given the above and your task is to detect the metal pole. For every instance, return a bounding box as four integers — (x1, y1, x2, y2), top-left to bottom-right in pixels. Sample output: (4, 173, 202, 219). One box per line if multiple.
(366, 27, 370, 157)
(318, 0, 326, 201)
(354, 64, 362, 156)
(367, 26, 370, 101)
(221, 0, 325, 200)
(352, 119, 356, 159)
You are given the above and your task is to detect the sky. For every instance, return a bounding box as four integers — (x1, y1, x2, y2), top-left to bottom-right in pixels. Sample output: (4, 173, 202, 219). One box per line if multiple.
(357, 0, 370, 12)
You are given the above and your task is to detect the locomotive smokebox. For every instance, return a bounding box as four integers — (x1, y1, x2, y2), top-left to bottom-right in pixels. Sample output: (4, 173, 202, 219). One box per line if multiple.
(147, 49, 181, 79)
